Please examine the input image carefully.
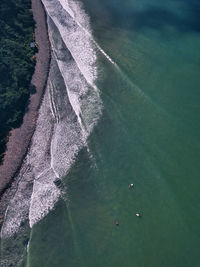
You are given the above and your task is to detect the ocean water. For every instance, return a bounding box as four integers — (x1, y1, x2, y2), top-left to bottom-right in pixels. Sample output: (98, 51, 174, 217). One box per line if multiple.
(1, 0, 200, 266)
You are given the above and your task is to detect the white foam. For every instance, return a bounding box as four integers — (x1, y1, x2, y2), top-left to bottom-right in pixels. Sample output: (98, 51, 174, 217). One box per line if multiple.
(48, 10, 102, 135)
(42, 0, 97, 84)
(58, 0, 120, 69)
(49, 80, 60, 123)
(1, 92, 56, 238)
(1, 0, 102, 237)
(29, 169, 60, 228)
(62, 0, 91, 30)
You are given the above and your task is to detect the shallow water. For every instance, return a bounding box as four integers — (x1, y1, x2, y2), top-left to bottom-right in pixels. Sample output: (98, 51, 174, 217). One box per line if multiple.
(1, 0, 200, 266)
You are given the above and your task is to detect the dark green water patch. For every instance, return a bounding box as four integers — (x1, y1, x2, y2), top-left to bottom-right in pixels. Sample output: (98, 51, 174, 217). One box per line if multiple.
(26, 0, 200, 266)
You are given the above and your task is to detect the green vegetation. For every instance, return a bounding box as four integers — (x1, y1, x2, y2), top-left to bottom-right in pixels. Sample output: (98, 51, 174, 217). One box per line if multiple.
(0, 0, 35, 163)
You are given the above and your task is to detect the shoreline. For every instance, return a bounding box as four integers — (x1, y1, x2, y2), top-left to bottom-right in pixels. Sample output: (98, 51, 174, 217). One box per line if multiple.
(0, 0, 50, 210)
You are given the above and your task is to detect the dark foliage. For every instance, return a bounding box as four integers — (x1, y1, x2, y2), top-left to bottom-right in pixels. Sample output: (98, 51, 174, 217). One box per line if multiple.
(0, 0, 35, 163)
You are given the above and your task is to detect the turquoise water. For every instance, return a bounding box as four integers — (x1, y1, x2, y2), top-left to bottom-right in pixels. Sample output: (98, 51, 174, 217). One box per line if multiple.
(25, 0, 200, 266)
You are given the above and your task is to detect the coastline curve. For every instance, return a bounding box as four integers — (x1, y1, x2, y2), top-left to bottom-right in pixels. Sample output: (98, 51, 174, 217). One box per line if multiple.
(0, 0, 50, 197)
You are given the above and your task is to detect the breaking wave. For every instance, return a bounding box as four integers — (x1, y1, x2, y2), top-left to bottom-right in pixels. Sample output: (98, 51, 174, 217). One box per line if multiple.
(1, 0, 102, 238)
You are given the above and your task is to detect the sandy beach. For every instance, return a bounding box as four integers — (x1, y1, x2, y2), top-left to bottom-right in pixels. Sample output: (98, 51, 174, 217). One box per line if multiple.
(0, 0, 50, 198)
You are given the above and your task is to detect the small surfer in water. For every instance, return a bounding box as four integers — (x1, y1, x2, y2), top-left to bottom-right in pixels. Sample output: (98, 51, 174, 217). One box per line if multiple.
(136, 213, 141, 217)
(115, 220, 119, 226)
(129, 183, 134, 188)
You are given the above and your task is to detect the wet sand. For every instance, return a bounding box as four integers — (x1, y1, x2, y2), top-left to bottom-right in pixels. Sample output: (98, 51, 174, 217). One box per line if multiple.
(0, 0, 50, 198)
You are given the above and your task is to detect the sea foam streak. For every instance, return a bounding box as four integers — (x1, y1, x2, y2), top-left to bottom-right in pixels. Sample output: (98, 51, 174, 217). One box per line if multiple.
(1, 0, 102, 238)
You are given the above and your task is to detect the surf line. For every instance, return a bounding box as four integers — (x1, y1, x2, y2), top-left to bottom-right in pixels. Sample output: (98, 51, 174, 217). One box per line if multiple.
(45, 10, 100, 98)
(57, 0, 157, 104)
(58, 0, 119, 70)
(57, 0, 160, 106)
(72, 15, 165, 112)
(57, 0, 168, 112)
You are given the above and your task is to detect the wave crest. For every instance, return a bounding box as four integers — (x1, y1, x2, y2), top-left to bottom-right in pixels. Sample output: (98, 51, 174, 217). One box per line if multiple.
(1, 0, 102, 238)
